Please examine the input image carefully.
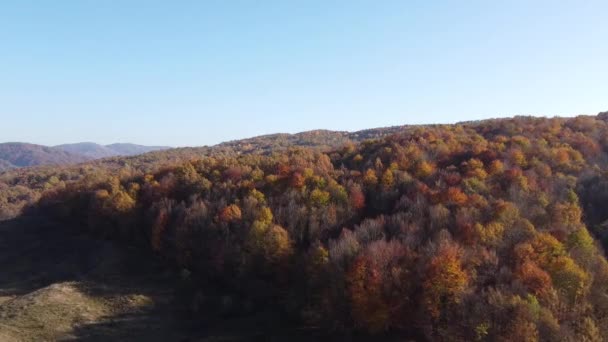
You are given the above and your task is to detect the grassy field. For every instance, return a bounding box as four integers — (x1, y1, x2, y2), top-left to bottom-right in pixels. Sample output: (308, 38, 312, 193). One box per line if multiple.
(0, 217, 200, 341)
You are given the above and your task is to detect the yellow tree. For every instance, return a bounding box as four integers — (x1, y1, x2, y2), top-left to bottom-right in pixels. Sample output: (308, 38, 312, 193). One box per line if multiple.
(423, 241, 468, 320)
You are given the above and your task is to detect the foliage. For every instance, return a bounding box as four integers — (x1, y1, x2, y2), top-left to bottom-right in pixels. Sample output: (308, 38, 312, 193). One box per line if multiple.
(2, 113, 608, 339)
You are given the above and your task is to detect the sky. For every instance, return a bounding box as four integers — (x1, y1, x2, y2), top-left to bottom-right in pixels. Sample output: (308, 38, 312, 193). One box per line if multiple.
(1, 1, 607, 147)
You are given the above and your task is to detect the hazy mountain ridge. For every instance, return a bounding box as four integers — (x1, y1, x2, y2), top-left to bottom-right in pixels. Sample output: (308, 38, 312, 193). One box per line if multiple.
(55, 142, 170, 159)
(54, 142, 117, 159)
(0, 143, 91, 169)
(0, 142, 172, 171)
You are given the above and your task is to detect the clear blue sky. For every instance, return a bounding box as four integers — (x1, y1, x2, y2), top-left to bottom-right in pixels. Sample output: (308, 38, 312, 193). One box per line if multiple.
(1, 1, 607, 147)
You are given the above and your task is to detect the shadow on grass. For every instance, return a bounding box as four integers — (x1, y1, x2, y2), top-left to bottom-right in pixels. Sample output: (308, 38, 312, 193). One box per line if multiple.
(0, 216, 201, 340)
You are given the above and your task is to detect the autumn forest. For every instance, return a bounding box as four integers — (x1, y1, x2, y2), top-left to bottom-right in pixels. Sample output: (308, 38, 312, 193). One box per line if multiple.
(2, 113, 608, 340)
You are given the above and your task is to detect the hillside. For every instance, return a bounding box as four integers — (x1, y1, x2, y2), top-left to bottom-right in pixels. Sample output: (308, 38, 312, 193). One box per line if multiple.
(216, 126, 411, 155)
(3, 126, 414, 173)
(2, 113, 608, 340)
(0, 160, 16, 172)
(0, 142, 172, 172)
(104, 143, 170, 156)
(55, 142, 171, 159)
(0, 143, 90, 168)
(54, 142, 118, 159)
(0, 217, 359, 341)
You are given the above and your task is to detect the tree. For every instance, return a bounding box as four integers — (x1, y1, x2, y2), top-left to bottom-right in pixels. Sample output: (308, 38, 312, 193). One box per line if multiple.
(567, 227, 596, 267)
(509, 148, 527, 167)
(219, 204, 242, 223)
(381, 169, 394, 189)
(346, 240, 411, 333)
(310, 189, 330, 207)
(423, 241, 468, 320)
(150, 199, 172, 252)
(349, 185, 365, 210)
(363, 169, 378, 186)
(416, 161, 435, 178)
(446, 187, 468, 206)
(307, 243, 329, 280)
(577, 317, 603, 342)
(516, 261, 552, 298)
(546, 255, 589, 305)
(551, 202, 583, 232)
(290, 172, 305, 188)
(488, 160, 504, 175)
(429, 204, 450, 232)
(262, 224, 293, 264)
(347, 255, 387, 332)
(475, 221, 504, 247)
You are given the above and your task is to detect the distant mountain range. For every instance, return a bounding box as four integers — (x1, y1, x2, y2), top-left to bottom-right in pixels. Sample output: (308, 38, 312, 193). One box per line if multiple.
(0, 142, 170, 171)
(54, 142, 170, 159)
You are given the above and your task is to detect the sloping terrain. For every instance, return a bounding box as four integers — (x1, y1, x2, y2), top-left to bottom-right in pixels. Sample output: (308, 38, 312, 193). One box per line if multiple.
(0, 143, 90, 168)
(0, 143, 171, 172)
(104, 143, 170, 156)
(0, 160, 16, 172)
(2, 114, 608, 340)
(216, 126, 412, 155)
(0, 218, 364, 341)
(0, 217, 192, 341)
(2, 124, 407, 173)
(54, 143, 119, 159)
(55, 143, 170, 159)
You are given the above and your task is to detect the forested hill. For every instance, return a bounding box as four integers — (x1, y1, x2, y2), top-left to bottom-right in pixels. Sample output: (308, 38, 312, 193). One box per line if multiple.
(0, 142, 172, 172)
(2, 113, 608, 340)
(0, 143, 91, 170)
(0, 124, 456, 174)
(0, 159, 16, 172)
(0, 123, 430, 218)
(216, 125, 411, 155)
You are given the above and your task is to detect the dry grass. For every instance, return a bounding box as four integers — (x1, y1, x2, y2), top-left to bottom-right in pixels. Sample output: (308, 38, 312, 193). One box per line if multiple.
(0, 282, 108, 341)
(0, 218, 185, 341)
